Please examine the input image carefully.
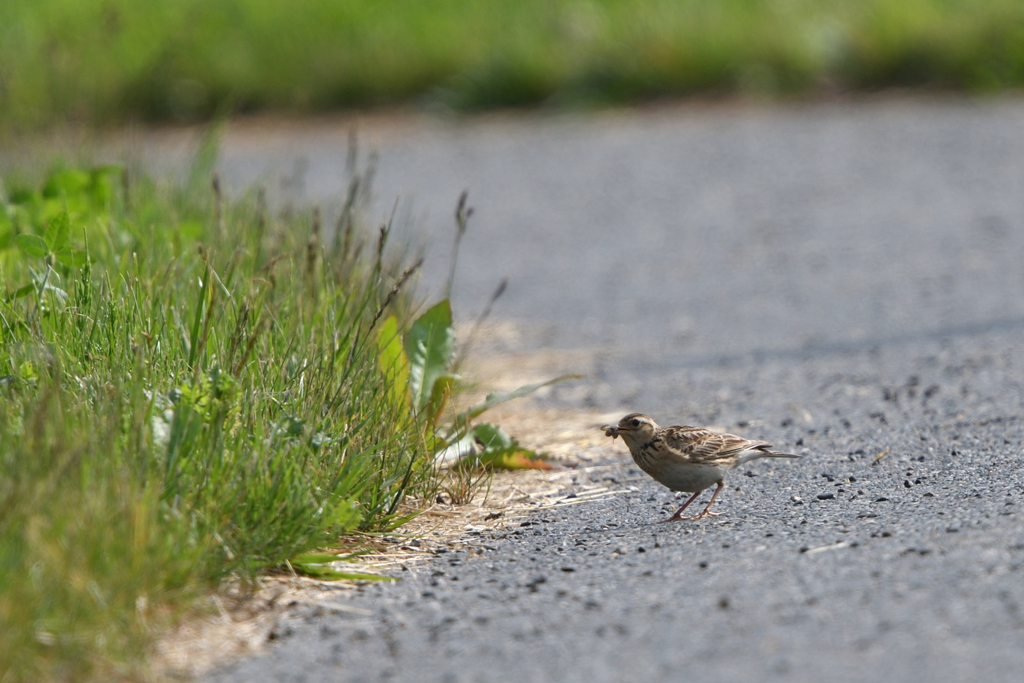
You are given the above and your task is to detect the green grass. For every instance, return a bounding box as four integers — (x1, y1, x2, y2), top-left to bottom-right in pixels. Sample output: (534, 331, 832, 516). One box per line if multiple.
(0, 142, 437, 681)
(3, 0, 1024, 132)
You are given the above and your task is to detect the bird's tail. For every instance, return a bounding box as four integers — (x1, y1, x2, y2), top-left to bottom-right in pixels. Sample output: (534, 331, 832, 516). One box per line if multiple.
(737, 449, 801, 466)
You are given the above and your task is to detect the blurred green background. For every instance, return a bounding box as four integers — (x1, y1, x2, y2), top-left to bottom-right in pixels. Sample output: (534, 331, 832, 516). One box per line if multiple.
(2, 0, 1024, 131)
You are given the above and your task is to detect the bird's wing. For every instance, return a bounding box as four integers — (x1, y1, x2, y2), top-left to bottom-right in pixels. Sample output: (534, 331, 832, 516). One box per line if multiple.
(661, 427, 761, 464)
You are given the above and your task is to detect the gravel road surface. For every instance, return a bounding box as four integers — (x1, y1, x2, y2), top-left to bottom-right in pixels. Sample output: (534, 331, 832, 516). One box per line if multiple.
(206, 100, 1024, 682)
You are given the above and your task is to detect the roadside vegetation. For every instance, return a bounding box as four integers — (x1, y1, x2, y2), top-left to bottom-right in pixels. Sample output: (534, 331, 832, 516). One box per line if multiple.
(0, 135, 560, 680)
(0, 142, 423, 679)
(3, 0, 1024, 132)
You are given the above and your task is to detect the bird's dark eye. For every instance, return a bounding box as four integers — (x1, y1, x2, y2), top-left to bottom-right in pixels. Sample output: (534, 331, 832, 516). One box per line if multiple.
(630, 418, 641, 428)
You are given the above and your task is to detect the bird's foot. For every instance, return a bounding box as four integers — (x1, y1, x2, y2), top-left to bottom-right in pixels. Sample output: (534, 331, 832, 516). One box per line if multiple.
(659, 512, 705, 523)
(659, 510, 721, 522)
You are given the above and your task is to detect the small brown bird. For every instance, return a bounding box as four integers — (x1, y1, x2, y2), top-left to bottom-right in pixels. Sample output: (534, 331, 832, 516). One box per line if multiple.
(602, 413, 800, 522)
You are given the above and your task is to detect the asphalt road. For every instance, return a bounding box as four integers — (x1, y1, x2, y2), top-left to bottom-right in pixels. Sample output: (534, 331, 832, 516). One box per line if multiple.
(207, 99, 1024, 682)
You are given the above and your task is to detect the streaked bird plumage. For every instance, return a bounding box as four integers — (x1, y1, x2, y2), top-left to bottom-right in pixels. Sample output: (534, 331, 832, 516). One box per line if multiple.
(602, 413, 800, 522)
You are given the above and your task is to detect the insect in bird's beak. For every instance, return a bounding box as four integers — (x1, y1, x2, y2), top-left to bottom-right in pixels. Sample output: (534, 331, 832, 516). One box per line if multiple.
(602, 424, 623, 438)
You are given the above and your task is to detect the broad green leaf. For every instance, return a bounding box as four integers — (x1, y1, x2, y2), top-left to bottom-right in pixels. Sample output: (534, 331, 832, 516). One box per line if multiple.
(480, 448, 552, 470)
(44, 212, 70, 252)
(39, 198, 65, 226)
(18, 361, 37, 385)
(404, 299, 456, 413)
(54, 246, 85, 269)
(448, 423, 553, 470)
(449, 374, 583, 436)
(15, 234, 48, 258)
(471, 422, 513, 450)
(12, 283, 34, 299)
(426, 372, 459, 426)
(377, 315, 410, 411)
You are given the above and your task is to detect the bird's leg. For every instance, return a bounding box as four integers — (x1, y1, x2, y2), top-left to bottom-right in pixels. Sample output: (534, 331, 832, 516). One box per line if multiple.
(691, 481, 725, 519)
(660, 490, 703, 523)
